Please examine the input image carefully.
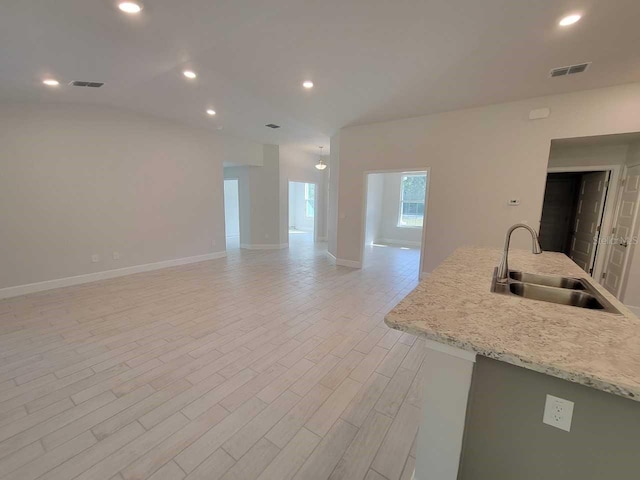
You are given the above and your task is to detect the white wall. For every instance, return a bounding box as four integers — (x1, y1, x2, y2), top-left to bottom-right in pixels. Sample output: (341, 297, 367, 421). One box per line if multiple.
(224, 179, 240, 237)
(0, 103, 226, 290)
(364, 174, 384, 245)
(332, 82, 640, 273)
(379, 172, 424, 246)
(223, 135, 264, 167)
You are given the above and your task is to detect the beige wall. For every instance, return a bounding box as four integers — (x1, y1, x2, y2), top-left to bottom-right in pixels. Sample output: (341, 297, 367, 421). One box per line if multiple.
(334, 82, 640, 273)
(250, 145, 283, 247)
(548, 144, 629, 168)
(0, 103, 226, 290)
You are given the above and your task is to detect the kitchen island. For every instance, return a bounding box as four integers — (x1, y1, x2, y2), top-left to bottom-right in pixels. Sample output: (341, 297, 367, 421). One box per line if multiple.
(385, 247, 640, 479)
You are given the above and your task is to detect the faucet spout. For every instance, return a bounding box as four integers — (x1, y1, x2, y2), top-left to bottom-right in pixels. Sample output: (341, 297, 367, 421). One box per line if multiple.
(496, 223, 542, 283)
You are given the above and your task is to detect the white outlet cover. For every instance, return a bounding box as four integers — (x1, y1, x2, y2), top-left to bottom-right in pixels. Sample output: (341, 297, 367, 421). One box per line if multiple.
(91, 254, 100, 263)
(529, 107, 550, 120)
(543, 394, 574, 432)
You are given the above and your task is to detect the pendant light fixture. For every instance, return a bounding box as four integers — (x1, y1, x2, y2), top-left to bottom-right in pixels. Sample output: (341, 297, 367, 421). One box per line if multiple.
(315, 146, 327, 170)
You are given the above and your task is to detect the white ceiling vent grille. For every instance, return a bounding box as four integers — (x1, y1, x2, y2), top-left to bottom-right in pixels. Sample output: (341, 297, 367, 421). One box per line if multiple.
(549, 63, 591, 78)
(69, 81, 105, 88)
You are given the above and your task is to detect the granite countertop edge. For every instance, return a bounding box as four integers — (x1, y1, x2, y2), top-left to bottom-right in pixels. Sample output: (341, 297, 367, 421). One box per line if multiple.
(384, 247, 640, 403)
(384, 316, 637, 401)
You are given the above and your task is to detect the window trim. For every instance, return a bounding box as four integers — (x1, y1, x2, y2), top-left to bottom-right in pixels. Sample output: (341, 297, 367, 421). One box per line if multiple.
(397, 173, 426, 229)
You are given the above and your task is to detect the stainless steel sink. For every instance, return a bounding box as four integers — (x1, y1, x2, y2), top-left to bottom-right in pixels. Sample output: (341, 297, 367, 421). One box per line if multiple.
(492, 269, 621, 314)
(508, 271, 586, 290)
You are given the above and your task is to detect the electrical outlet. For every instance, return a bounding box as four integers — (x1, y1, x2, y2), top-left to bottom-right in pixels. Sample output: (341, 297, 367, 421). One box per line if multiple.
(543, 394, 574, 432)
(91, 254, 100, 263)
(113, 252, 120, 260)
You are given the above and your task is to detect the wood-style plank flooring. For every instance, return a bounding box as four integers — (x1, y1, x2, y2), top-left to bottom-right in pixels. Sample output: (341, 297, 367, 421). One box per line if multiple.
(0, 235, 424, 480)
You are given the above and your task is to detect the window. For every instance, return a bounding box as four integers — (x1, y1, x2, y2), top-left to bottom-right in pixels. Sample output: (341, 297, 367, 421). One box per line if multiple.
(398, 173, 427, 228)
(305, 183, 315, 218)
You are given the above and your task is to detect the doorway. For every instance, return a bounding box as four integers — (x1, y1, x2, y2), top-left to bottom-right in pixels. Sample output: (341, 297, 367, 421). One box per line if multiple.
(362, 170, 429, 277)
(288, 181, 316, 245)
(224, 178, 240, 249)
(539, 171, 610, 275)
(543, 133, 640, 311)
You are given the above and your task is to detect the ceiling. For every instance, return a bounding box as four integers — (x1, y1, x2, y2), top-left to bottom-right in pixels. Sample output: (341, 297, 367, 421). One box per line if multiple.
(1, 0, 640, 153)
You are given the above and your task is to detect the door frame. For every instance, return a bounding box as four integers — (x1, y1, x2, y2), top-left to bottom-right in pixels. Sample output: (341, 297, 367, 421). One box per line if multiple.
(287, 180, 320, 243)
(223, 177, 240, 248)
(361, 167, 431, 278)
(546, 165, 621, 282)
(602, 162, 640, 300)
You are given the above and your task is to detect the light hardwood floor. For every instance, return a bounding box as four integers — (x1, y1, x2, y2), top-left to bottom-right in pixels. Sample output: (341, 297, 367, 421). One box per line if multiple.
(0, 236, 424, 480)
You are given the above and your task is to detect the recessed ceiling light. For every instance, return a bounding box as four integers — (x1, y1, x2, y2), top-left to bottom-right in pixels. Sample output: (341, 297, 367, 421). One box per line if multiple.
(183, 70, 197, 79)
(559, 14, 581, 26)
(206, 109, 216, 116)
(42, 79, 60, 87)
(302, 80, 314, 89)
(118, 1, 143, 14)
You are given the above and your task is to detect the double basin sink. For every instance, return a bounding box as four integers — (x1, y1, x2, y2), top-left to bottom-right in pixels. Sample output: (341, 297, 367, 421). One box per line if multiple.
(491, 269, 621, 314)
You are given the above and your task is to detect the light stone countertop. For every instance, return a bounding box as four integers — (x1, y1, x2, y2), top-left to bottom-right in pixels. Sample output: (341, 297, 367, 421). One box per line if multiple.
(384, 247, 640, 402)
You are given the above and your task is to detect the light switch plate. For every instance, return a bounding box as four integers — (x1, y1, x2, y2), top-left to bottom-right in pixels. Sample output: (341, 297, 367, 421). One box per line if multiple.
(543, 394, 574, 432)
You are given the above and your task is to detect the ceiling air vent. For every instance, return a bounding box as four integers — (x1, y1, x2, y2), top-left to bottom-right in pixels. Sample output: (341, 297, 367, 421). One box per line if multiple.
(69, 81, 105, 88)
(265, 123, 281, 129)
(549, 62, 591, 78)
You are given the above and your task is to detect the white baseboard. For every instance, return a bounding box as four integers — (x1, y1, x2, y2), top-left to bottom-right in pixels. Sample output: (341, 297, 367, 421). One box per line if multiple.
(625, 304, 640, 317)
(240, 243, 288, 250)
(379, 238, 422, 248)
(0, 251, 227, 300)
(336, 258, 362, 268)
(325, 251, 360, 268)
(420, 271, 431, 280)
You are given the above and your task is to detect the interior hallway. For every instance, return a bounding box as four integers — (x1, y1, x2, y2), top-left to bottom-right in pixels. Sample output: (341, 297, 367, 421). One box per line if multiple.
(0, 241, 423, 480)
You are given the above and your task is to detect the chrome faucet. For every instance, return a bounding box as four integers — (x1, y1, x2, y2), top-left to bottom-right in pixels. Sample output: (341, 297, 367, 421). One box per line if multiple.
(496, 223, 542, 283)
